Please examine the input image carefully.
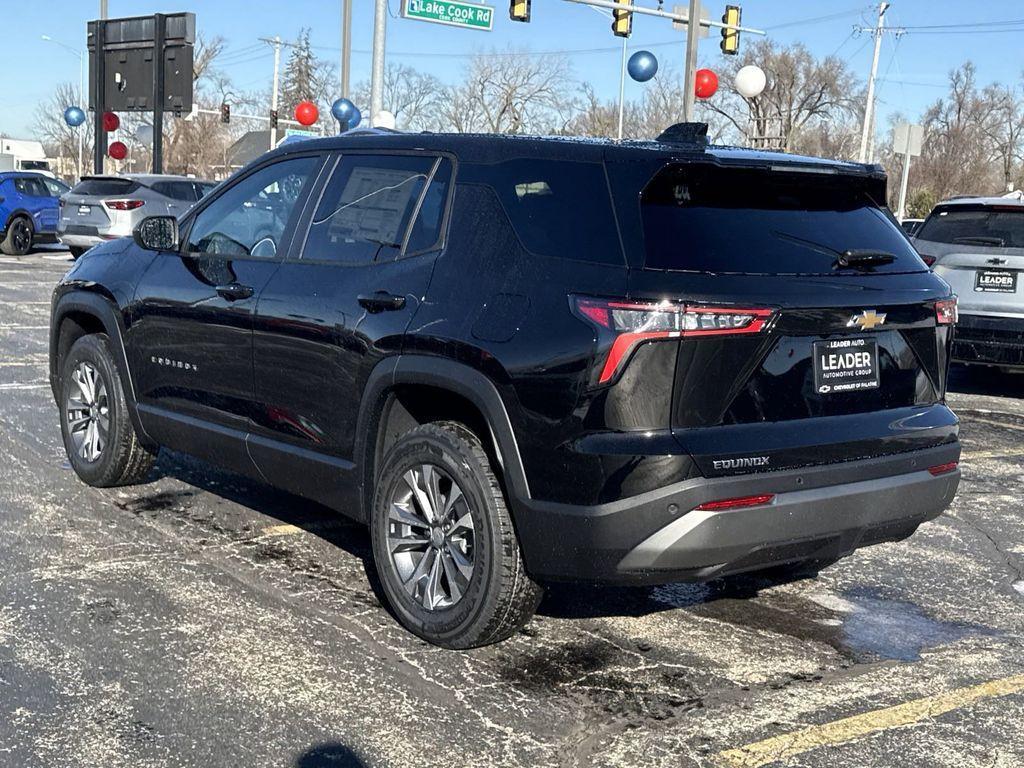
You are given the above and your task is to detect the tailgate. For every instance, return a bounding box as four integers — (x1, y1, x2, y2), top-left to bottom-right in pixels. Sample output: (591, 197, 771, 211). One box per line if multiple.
(61, 194, 112, 228)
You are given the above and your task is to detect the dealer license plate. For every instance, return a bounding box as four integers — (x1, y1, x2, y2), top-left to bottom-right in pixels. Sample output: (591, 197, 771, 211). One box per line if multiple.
(813, 337, 880, 395)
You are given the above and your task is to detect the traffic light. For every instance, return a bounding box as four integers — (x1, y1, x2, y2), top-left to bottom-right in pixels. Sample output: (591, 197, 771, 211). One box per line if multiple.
(510, 0, 530, 22)
(270, 109, 279, 130)
(220, 102, 230, 123)
(721, 5, 741, 55)
(612, 0, 633, 37)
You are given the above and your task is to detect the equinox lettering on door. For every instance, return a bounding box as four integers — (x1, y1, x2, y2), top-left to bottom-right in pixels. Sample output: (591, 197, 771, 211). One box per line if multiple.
(151, 355, 198, 372)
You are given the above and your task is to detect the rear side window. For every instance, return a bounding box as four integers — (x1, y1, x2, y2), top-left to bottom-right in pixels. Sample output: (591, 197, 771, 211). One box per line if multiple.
(468, 159, 622, 264)
(641, 165, 923, 275)
(71, 178, 139, 196)
(14, 178, 48, 197)
(303, 154, 438, 264)
(152, 181, 198, 201)
(916, 205, 1024, 248)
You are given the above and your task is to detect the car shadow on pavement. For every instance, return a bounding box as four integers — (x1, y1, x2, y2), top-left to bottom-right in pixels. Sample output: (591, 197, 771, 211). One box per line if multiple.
(294, 742, 369, 767)
(538, 572, 798, 620)
(948, 364, 1023, 398)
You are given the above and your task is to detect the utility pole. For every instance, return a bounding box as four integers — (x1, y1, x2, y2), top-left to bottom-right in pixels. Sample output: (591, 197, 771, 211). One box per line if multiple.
(268, 36, 282, 150)
(682, 0, 701, 122)
(370, 0, 388, 125)
(99, 0, 107, 18)
(341, 0, 352, 98)
(858, 2, 889, 163)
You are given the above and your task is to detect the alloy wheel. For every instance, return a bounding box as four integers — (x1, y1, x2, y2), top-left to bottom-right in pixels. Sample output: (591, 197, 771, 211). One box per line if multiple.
(12, 220, 31, 253)
(387, 463, 476, 611)
(65, 361, 109, 463)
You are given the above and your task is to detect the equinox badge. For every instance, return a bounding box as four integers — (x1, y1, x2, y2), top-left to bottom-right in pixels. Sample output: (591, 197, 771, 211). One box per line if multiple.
(847, 310, 887, 331)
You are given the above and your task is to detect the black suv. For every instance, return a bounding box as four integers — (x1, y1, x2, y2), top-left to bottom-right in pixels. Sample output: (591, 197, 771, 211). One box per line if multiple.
(50, 126, 961, 648)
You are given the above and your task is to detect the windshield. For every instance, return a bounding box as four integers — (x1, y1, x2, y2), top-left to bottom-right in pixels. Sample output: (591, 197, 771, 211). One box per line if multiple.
(640, 165, 924, 275)
(916, 205, 1024, 248)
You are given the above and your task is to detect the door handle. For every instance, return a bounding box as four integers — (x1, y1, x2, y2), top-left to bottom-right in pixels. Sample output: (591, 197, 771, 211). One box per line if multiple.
(358, 291, 407, 313)
(215, 283, 254, 301)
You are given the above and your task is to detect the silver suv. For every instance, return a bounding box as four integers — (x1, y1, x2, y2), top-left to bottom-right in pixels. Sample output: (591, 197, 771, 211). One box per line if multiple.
(58, 174, 216, 258)
(914, 196, 1024, 371)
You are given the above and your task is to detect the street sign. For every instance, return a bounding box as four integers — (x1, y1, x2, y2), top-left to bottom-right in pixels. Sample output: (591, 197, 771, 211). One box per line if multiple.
(284, 128, 318, 138)
(894, 122, 924, 157)
(672, 2, 710, 37)
(400, 0, 495, 31)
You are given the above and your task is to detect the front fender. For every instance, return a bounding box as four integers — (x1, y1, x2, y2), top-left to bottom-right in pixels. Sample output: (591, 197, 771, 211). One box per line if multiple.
(50, 287, 155, 449)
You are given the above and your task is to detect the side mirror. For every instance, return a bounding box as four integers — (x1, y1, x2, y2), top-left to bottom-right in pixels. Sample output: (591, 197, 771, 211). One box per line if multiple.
(133, 216, 179, 252)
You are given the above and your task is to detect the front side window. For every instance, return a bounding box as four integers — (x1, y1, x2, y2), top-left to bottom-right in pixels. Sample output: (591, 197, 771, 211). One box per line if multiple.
(44, 178, 70, 197)
(186, 156, 317, 259)
(14, 178, 48, 197)
(303, 154, 438, 264)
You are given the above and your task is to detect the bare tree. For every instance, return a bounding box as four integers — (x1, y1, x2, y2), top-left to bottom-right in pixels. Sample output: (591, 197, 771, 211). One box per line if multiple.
(698, 39, 861, 153)
(33, 82, 93, 182)
(440, 51, 576, 134)
(354, 64, 445, 131)
(980, 81, 1024, 190)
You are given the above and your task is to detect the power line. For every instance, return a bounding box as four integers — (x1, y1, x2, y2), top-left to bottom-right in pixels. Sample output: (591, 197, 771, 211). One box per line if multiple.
(764, 6, 870, 31)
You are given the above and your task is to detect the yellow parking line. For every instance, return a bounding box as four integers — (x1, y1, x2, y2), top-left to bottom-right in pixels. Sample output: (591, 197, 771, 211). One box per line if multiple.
(716, 674, 1024, 768)
(261, 523, 302, 536)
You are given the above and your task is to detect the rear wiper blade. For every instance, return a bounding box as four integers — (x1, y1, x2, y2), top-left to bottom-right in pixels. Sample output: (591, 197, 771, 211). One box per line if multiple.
(835, 250, 896, 269)
(952, 236, 1005, 247)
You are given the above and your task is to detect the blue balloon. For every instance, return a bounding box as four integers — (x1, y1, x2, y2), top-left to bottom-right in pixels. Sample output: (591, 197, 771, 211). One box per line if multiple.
(627, 51, 659, 83)
(63, 106, 86, 127)
(331, 98, 362, 131)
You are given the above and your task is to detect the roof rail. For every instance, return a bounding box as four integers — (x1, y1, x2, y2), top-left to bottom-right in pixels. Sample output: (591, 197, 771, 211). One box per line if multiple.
(656, 122, 709, 147)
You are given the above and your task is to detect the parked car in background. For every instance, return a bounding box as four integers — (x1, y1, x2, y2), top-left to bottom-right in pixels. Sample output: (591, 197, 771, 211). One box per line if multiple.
(900, 218, 924, 237)
(914, 196, 1024, 371)
(0, 171, 69, 255)
(58, 174, 216, 258)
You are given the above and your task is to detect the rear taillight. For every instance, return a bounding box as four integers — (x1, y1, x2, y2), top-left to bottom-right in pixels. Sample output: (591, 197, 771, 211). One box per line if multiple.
(920, 255, 936, 267)
(928, 461, 958, 476)
(695, 494, 775, 512)
(105, 199, 145, 211)
(572, 296, 774, 384)
(935, 297, 958, 325)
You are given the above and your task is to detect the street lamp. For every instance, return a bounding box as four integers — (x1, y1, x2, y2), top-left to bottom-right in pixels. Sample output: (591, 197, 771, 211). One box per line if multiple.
(41, 34, 86, 180)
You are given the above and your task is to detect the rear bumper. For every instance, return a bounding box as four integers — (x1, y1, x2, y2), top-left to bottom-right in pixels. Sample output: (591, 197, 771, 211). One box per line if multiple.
(953, 314, 1024, 369)
(512, 442, 960, 585)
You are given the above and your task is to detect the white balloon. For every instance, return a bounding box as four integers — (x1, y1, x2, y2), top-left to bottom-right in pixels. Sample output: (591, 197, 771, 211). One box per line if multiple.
(135, 124, 154, 143)
(735, 65, 767, 99)
(372, 110, 396, 130)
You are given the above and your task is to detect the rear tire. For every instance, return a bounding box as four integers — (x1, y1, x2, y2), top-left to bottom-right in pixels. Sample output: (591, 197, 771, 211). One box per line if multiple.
(1, 216, 33, 255)
(371, 421, 542, 649)
(59, 334, 156, 487)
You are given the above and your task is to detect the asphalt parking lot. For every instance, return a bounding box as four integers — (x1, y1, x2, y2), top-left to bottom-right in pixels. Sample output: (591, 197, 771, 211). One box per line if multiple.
(1, 249, 1023, 768)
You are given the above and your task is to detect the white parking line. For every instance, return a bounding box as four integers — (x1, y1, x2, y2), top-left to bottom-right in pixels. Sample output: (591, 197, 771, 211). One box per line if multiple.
(0, 382, 48, 391)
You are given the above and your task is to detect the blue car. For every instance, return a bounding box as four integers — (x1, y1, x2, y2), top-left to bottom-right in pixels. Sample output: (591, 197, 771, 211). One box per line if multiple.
(0, 172, 70, 255)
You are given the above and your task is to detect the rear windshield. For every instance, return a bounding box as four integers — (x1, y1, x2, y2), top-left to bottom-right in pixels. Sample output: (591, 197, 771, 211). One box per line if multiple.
(916, 205, 1024, 248)
(641, 165, 923, 275)
(71, 178, 139, 196)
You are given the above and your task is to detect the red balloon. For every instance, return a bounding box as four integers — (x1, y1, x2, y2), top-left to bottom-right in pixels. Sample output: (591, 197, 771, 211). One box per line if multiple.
(108, 141, 128, 160)
(102, 111, 120, 132)
(695, 69, 719, 99)
(295, 101, 319, 127)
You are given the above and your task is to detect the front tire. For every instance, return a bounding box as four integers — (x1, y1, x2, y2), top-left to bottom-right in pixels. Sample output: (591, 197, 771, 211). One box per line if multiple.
(1, 216, 33, 255)
(371, 422, 542, 649)
(59, 334, 156, 487)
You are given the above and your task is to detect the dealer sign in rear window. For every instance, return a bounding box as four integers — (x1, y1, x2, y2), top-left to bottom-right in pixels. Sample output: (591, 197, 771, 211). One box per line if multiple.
(975, 269, 1017, 293)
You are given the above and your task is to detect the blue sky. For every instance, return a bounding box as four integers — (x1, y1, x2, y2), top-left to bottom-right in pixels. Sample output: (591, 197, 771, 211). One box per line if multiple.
(3, 1, 1024, 140)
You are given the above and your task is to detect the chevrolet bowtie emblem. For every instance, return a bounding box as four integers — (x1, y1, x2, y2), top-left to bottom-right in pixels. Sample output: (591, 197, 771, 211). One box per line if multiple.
(848, 310, 887, 331)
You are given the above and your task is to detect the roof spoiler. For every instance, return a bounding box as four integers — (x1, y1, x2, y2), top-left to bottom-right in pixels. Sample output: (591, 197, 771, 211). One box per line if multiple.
(656, 122, 709, 147)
